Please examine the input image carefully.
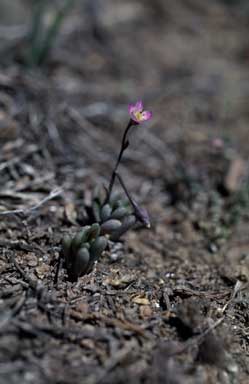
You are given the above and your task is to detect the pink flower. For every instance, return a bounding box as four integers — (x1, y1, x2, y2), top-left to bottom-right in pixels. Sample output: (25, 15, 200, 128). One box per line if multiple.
(128, 100, 152, 124)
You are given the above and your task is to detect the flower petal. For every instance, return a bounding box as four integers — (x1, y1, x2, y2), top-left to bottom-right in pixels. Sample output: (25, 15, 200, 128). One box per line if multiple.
(128, 103, 136, 114)
(141, 111, 152, 121)
(135, 100, 143, 112)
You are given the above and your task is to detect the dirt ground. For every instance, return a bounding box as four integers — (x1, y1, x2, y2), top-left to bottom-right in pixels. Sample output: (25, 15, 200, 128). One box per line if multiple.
(0, 1, 249, 383)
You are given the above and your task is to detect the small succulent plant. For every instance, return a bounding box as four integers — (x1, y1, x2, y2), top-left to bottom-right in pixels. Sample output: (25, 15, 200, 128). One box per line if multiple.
(87, 188, 139, 240)
(62, 223, 108, 281)
(61, 101, 152, 281)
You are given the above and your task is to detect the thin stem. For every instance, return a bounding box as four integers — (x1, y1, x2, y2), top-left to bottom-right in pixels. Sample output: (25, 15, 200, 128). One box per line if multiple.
(105, 119, 134, 203)
(115, 172, 135, 209)
(115, 172, 150, 228)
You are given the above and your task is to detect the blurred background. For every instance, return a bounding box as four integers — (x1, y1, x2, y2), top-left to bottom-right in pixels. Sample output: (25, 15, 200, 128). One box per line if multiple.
(1, 0, 249, 214)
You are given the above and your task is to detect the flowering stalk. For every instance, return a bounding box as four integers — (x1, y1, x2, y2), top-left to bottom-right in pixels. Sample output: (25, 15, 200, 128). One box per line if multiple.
(105, 119, 134, 203)
(105, 101, 152, 203)
(115, 172, 150, 228)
